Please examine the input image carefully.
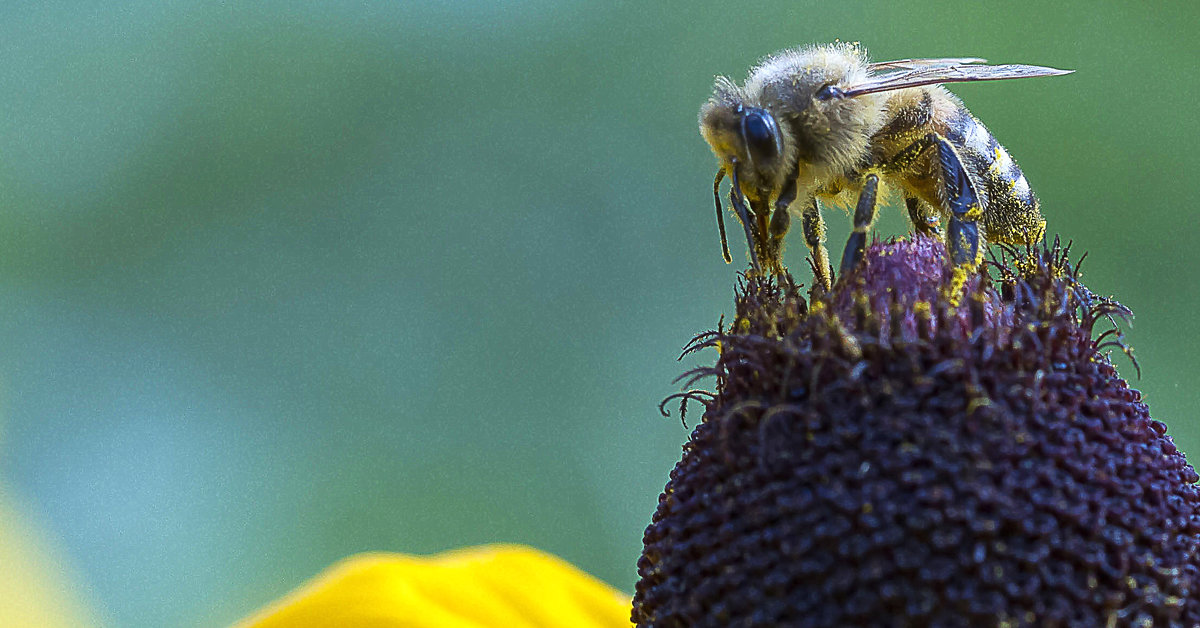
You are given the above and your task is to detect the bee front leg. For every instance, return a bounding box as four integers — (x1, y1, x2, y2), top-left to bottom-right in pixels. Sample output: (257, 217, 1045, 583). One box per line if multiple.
(838, 174, 880, 278)
(800, 198, 832, 293)
(727, 162, 764, 274)
(766, 176, 798, 275)
(750, 197, 775, 273)
(727, 186, 761, 274)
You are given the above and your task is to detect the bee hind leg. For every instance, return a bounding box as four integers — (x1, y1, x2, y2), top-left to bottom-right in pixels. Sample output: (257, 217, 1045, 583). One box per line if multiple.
(930, 134, 985, 302)
(838, 174, 881, 279)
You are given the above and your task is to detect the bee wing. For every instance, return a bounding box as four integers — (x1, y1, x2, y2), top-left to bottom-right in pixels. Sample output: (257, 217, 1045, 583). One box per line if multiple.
(845, 64, 1073, 97)
(868, 57, 987, 71)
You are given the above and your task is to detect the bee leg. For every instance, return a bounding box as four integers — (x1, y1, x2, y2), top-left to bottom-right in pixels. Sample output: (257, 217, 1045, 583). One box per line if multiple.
(930, 135, 985, 302)
(906, 196, 940, 236)
(838, 174, 880, 278)
(751, 197, 774, 273)
(728, 162, 763, 274)
(712, 169, 733, 264)
(880, 135, 947, 240)
(769, 205, 790, 264)
(800, 198, 832, 293)
(728, 187, 761, 274)
(767, 176, 798, 274)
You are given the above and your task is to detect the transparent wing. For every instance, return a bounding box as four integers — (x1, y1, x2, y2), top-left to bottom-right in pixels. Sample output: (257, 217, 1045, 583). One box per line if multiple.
(868, 57, 987, 72)
(845, 64, 1073, 97)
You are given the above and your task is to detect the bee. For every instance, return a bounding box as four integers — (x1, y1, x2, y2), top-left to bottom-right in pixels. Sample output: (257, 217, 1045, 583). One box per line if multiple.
(699, 42, 1072, 293)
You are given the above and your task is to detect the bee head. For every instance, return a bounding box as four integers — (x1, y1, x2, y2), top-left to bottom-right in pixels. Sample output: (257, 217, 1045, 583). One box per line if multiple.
(699, 79, 787, 199)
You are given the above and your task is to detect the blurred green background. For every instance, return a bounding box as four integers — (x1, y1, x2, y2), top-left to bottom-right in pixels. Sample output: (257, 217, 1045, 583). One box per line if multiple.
(0, 1, 1195, 626)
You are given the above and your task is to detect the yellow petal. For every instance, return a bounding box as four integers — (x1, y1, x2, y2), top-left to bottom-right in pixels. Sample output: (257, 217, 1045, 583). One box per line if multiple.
(0, 485, 102, 628)
(235, 544, 633, 628)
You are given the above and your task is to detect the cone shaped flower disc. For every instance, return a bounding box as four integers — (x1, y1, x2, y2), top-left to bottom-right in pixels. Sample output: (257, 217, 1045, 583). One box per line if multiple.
(634, 238, 1200, 627)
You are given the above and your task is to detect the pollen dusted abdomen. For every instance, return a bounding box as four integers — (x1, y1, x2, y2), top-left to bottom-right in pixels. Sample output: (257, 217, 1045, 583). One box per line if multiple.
(633, 238, 1200, 627)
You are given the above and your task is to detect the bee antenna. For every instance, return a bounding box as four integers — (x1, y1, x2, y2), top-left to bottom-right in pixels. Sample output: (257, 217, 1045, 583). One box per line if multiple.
(714, 168, 733, 264)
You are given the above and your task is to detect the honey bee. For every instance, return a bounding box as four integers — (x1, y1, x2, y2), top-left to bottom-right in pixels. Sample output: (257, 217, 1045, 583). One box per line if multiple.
(699, 42, 1072, 293)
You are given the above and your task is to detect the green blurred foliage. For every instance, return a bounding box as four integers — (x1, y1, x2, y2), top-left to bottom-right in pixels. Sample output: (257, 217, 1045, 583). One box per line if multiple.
(0, 1, 1194, 626)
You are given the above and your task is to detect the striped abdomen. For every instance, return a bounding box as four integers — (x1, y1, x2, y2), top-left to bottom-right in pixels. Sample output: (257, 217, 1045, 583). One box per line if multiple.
(942, 106, 1046, 244)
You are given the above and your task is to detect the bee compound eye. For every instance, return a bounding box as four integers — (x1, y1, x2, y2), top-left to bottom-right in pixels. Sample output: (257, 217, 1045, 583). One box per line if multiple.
(741, 111, 777, 158)
(816, 84, 845, 101)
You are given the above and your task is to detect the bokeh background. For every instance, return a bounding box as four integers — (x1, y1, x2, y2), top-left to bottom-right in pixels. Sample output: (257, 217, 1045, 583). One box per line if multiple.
(0, 1, 1195, 626)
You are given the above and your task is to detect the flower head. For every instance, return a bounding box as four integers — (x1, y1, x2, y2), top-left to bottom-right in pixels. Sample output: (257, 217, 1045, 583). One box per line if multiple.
(634, 238, 1200, 626)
